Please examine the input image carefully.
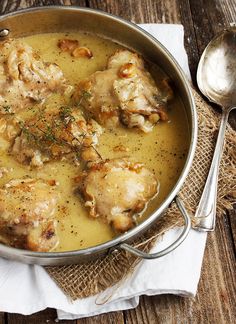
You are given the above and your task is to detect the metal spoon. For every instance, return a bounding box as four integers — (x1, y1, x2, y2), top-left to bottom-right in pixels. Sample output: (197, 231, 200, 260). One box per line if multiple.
(195, 27, 236, 231)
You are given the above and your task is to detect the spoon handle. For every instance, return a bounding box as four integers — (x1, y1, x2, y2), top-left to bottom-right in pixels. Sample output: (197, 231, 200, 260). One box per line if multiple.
(194, 107, 231, 231)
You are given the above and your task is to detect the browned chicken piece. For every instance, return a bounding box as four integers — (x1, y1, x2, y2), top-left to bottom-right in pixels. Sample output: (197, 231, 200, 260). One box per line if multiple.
(77, 158, 158, 232)
(72, 47, 93, 59)
(0, 178, 59, 251)
(58, 39, 79, 53)
(11, 107, 103, 167)
(0, 39, 72, 113)
(0, 166, 9, 178)
(75, 49, 173, 132)
(0, 114, 20, 150)
(58, 39, 93, 58)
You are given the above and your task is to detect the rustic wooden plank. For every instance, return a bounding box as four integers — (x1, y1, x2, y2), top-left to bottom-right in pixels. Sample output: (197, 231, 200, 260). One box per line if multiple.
(189, 0, 236, 55)
(173, 0, 200, 82)
(0, 313, 5, 324)
(7, 308, 76, 324)
(0, 0, 87, 15)
(89, 0, 179, 23)
(7, 310, 124, 324)
(77, 312, 124, 324)
(125, 214, 236, 324)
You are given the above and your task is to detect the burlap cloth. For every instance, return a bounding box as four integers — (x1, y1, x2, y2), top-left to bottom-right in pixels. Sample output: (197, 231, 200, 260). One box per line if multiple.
(46, 89, 236, 301)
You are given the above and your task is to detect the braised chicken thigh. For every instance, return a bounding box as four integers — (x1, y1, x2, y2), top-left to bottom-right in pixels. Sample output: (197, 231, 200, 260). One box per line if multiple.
(0, 178, 59, 251)
(76, 49, 172, 132)
(11, 107, 103, 167)
(0, 39, 72, 113)
(77, 158, 158, 232)
(0, 114, 20, 150)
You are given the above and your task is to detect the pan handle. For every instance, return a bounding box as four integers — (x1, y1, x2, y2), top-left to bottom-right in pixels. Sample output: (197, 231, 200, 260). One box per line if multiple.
(118, 196, 191, 259)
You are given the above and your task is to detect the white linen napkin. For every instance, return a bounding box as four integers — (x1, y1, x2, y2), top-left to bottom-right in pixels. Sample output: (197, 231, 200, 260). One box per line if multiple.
(0, 24, 207, 319)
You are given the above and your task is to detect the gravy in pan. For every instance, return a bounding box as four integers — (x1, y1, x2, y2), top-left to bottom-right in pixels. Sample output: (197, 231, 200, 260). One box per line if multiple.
(0, 32, 190, 252)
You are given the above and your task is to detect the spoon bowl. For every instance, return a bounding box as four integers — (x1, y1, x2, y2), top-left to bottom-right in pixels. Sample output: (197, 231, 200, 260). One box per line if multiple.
(197, 27, 236, 108)
(195, 27, 236, 231)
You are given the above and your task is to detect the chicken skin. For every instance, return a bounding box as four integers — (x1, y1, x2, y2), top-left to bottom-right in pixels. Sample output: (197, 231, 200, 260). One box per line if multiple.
(77, 158, 158, 232)
(0, 39, 72, 113)
(0, 178, 59, 251)
(11, 107, 103, 167)
(75, 50, 172, 132)
(0, 114, 20, 150)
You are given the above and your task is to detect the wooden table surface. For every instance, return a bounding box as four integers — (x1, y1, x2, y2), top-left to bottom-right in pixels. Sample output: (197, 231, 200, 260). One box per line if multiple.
(0, 0, 235, 323)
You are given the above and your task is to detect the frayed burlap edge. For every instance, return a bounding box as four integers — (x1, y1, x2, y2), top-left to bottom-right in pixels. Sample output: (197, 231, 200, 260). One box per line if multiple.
(46, 89, 236, 300)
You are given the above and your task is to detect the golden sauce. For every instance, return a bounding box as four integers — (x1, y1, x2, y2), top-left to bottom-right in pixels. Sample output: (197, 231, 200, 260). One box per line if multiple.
(0, 32, 189, 252)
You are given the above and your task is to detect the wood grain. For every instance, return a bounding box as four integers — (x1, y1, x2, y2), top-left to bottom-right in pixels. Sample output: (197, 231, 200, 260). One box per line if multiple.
(6, 308, 125, 324)
(0, 0, 236, 323)
(0, 313, 5, 324)
(77, 311, 124, 324)
(0, 0, 87, 15)
(189, 0, 236, 55)
(7, 308, 76, 324)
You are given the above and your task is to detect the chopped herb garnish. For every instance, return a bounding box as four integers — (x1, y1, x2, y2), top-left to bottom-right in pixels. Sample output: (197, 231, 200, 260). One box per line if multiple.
(17, 106, 92, 157)
(2, 105, 14, 115)
(59, 106, 76, 124)
(77, 90, 92, 107)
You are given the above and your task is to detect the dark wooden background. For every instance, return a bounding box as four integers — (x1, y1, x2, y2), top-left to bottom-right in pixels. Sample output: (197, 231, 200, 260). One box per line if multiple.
(0, 1, 235, 323)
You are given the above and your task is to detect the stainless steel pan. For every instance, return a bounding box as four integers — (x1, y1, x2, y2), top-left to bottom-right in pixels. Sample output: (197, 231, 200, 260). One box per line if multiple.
(0, 6, 197, 265)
